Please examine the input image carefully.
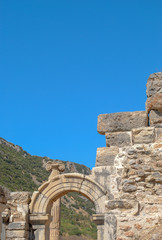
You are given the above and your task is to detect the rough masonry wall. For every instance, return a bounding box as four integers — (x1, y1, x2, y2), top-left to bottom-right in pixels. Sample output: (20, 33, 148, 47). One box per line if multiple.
(92, 72, 162, 240)
(0, 186, 7, 239)
(2, 192, 31, 240)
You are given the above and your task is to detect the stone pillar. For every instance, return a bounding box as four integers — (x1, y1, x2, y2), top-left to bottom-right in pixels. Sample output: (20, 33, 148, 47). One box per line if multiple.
(30, 214, 49, 240)
(104, 213, 117, 240)
(93, 214, 105, 240)
(46, 161, 65, 240)
(49, 199, 61, 240)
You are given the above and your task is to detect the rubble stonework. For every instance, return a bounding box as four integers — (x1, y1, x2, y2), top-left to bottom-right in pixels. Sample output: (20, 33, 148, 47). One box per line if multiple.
(1, 192, 31, 240)
(1, 72, 162, 240)
(94, 72, 162, 239)
(0, 186, 7, 239)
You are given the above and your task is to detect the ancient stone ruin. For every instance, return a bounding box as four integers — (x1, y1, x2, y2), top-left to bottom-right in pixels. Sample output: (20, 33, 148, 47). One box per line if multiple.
(0, 72, 162, 239)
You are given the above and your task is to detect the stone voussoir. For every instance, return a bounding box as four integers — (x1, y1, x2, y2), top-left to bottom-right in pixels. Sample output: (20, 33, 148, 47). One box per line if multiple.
(97, 111, 148, 135)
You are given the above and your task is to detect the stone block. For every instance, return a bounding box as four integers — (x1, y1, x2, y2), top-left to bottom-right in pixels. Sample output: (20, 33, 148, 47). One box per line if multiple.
(146, 93, 162, 113)
(106, 200, 134, 210)
(150, 110, 162, 127)
(105, 132, 131, 147)
(132, 127, 155, 144)
(146, 72, 162, 98)
(6, 230, 28, 238)
(9, 192, 31, 204)
(97, 111, 147, 135)
(104, 214, 117, 240)
(95, 147, 119, 167)
(122, 184, 137, 192)
(155, 128, 162, 142)
(7, 222, 27, 230)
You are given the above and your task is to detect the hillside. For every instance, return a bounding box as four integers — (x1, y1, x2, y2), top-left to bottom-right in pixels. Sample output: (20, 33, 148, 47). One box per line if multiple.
(0, 137, 97, 239)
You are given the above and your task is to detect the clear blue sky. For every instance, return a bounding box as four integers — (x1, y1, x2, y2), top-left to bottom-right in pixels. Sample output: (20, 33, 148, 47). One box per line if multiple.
(0, 0, 162, 169)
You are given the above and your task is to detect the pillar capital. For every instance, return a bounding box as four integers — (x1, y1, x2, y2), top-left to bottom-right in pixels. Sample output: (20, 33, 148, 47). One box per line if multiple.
(46, 161, 65, 180)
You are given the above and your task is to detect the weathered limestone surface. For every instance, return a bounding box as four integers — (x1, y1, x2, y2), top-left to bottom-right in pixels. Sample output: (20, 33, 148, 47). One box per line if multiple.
(146, 72, 162, 113)
(150, 110, 162, 127)
(155, 128, 162, 142)
(105, 132, 131, 147)
(146, 92, 162, 113)
(2, 192, 31, 240)
(146, 72, 162, 97)
(95, 147, 119, 167)
(97, 111, 147, 135)
(132, 127, 155, 144)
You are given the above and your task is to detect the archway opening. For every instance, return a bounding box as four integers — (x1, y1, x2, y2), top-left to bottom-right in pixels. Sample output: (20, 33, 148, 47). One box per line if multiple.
(29, 173, 106, 240)
(60, 192, 97, 239)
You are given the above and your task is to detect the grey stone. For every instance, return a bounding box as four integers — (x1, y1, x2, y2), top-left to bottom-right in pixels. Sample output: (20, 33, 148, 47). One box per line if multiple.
(146, 72, 162, 98)
(127, 148, 137, 155)
(95, 147, 119, 167)
(137, 170, 145, 177)
(106, 200, 133, 210)
(150, 110, 162, 127)
(152, 172, 161, 178)
(7, 222, 27, 230)
(97, 111, 147, 135)
(129, 160, 136, 165)
(143, 165, 151, 172)
(131, 164, 140, 169)
(122, 184, 137, 192)
(132, 127, 155, 144)
(6, 230, 28, 238)
(122, 179, 135, 185)
(105, 131, 131, 147)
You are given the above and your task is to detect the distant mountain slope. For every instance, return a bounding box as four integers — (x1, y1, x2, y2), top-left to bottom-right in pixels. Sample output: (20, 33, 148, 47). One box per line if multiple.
(0, 137, 91, 191)
(0, 137, 96, 239)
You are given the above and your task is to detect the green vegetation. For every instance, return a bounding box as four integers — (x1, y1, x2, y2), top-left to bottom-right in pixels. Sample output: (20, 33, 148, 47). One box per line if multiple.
(0, 139, 49, 191)
(60, 199, 97, 239)
(0, 137, 97, 239)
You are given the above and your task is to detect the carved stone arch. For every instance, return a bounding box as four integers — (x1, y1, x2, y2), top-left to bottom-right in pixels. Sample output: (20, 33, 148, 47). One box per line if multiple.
(29, 173, 107, 240)
(30, 173, 106, 214)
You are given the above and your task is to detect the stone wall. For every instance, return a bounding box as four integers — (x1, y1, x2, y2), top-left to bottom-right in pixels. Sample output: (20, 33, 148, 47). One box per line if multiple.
(92, 72, 162, 239)
(0, 186, 7, 239)
(2, 192, 31, 240)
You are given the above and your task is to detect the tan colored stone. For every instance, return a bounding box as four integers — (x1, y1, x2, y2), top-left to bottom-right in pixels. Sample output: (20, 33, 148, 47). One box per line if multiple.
(146, 72, 162, 98)
(150, 111, 162, 127)
(119, 225, 132, 231)
(134, 223, 142, 230)
(124, 231, 134, 237)
(97, 111, 147, 135)
(9, 192, 31, 204)
(146, 93, 162, 113)
(95, 147, 119, 167)
(132, 127, 155, 144)
(155, 128, 162, 142)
